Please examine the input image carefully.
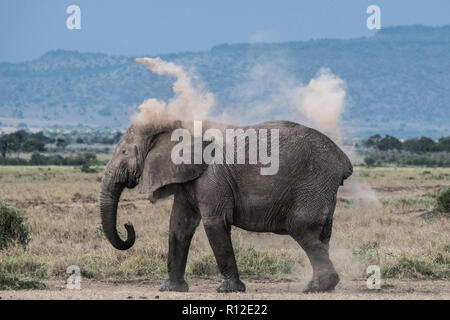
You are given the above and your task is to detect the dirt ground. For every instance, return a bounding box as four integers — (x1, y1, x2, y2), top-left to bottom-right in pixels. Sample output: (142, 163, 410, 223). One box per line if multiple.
(0, 278, 448, 300)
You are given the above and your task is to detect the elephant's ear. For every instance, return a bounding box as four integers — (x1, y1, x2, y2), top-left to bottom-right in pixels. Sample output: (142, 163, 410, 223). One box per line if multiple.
(138, 131, 207, 198)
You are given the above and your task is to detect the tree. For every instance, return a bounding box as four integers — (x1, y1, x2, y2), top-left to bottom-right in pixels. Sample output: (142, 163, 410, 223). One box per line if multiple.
(364, 134, 382, 148)
(7, 130, 28, 155)
(403, 136, 438, 153)
(21, 138, 46, 153)
(76, 137, 84, 144)
(364, 156, 376, 167)
(56, 138, 69, 151)
(377, 135, 402, 151)
(30, 132, 54, 144)
(364, 134, 402, 151)
(437, 136, 450, 152)
(0, 135, 12, 158)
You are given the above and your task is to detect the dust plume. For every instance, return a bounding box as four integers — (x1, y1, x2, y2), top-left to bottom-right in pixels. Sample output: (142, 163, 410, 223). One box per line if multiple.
(132, 56, 379, 208)
(212, 64, 346, 143)
(213, 61, 306, 125)
(133, 57, 214, 125)
(292, 68, 346, 144)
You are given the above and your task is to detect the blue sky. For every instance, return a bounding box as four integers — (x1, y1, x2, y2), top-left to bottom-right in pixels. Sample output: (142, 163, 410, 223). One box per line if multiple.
(1, 0, 450, 62)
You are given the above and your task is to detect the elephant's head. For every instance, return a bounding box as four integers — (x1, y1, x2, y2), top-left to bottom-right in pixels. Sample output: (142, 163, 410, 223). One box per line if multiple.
(99, 120, 207, 250)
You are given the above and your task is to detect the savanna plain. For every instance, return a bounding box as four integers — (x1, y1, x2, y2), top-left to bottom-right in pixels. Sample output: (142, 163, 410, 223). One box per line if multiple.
(0, 165, 449, 299)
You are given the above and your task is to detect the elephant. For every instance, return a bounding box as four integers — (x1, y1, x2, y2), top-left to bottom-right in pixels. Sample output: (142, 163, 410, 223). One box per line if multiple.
(99, 119, 353, 293)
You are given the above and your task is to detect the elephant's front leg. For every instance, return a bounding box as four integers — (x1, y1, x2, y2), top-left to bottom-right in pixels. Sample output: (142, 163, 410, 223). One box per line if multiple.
(203, 213, 246, 293)
(160, 194, 200, 292)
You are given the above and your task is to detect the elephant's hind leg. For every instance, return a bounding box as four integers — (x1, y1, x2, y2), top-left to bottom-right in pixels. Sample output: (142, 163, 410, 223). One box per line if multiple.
(160, 192, 201, 292)
(288, 194, 339, 293)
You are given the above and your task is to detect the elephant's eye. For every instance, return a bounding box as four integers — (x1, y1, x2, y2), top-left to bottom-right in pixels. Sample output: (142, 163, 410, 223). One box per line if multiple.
(122, 149, 128, 155)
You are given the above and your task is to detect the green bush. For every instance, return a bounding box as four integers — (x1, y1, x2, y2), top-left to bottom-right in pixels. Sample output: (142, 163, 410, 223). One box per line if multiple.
(0, 202, 31, 250)
(383, 254, 450, 280)
(29, 153, 65, 165)
(80, 164, 98, 173)
(0, 157, 28, 165)
(0, 254, 49, 278)
(235, 247, 295, 277)
(436, 187, 450, 213)
(188, 248, 295, 278)
(189, 255, 219, 277)
(364, 156, 376, 167)
(76, 252, 167, 280)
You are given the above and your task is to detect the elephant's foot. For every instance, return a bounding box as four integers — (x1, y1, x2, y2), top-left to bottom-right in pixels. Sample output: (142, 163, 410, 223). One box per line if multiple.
(159, 279, 189, 292)
(217, 278, 246, 293)
(303, 272, 340, 293)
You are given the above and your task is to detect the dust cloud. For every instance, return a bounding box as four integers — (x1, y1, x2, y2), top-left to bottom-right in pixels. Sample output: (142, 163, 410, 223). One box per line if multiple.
(292, 68, 346, 144)
(132, 56, 380, 208)
(133, 57, 214, 125)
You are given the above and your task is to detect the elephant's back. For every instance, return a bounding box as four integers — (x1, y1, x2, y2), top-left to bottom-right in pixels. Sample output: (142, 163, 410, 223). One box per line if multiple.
(242, 120, 304, 131)
(216, 119, 352, 184)
(256, 121, 353, 186)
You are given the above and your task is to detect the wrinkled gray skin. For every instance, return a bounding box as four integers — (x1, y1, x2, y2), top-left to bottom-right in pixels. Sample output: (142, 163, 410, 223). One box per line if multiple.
(100, 120, 352, 293)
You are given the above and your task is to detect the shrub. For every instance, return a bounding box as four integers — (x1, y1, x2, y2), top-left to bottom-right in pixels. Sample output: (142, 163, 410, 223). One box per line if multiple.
(189, 248, 295, 278)
(235, 247, 294, 277)
(77, 252, 166, 280)
(0, 254, 49, 278)
(383, 254, 450, 280)
(29, 153, 65, 165)
(0, 157, 28, 165)
(436, 187, 450, 213)
(0, 202, 30, 250)
(0, 273, 45, 290)
(364, 156, 376, 167)
(189, 255, 219, 276)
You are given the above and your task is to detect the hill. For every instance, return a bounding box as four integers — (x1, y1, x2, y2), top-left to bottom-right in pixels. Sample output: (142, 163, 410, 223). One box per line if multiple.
(1, 25, 449, 138)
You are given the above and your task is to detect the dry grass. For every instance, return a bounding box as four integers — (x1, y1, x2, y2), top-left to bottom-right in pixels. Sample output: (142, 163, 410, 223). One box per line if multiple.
(0, 165, 449, 290)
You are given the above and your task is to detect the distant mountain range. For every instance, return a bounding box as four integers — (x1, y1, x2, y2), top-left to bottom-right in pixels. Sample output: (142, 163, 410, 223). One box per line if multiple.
(0, 25, 449, 138)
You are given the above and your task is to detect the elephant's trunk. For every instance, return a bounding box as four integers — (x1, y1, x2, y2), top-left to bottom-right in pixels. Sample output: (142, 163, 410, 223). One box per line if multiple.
(99, 174, 135, 250)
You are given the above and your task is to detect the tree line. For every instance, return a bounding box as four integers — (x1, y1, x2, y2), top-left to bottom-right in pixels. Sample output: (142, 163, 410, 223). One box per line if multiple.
(0, 130, 123, 157)
(363, 134, 450, 153)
